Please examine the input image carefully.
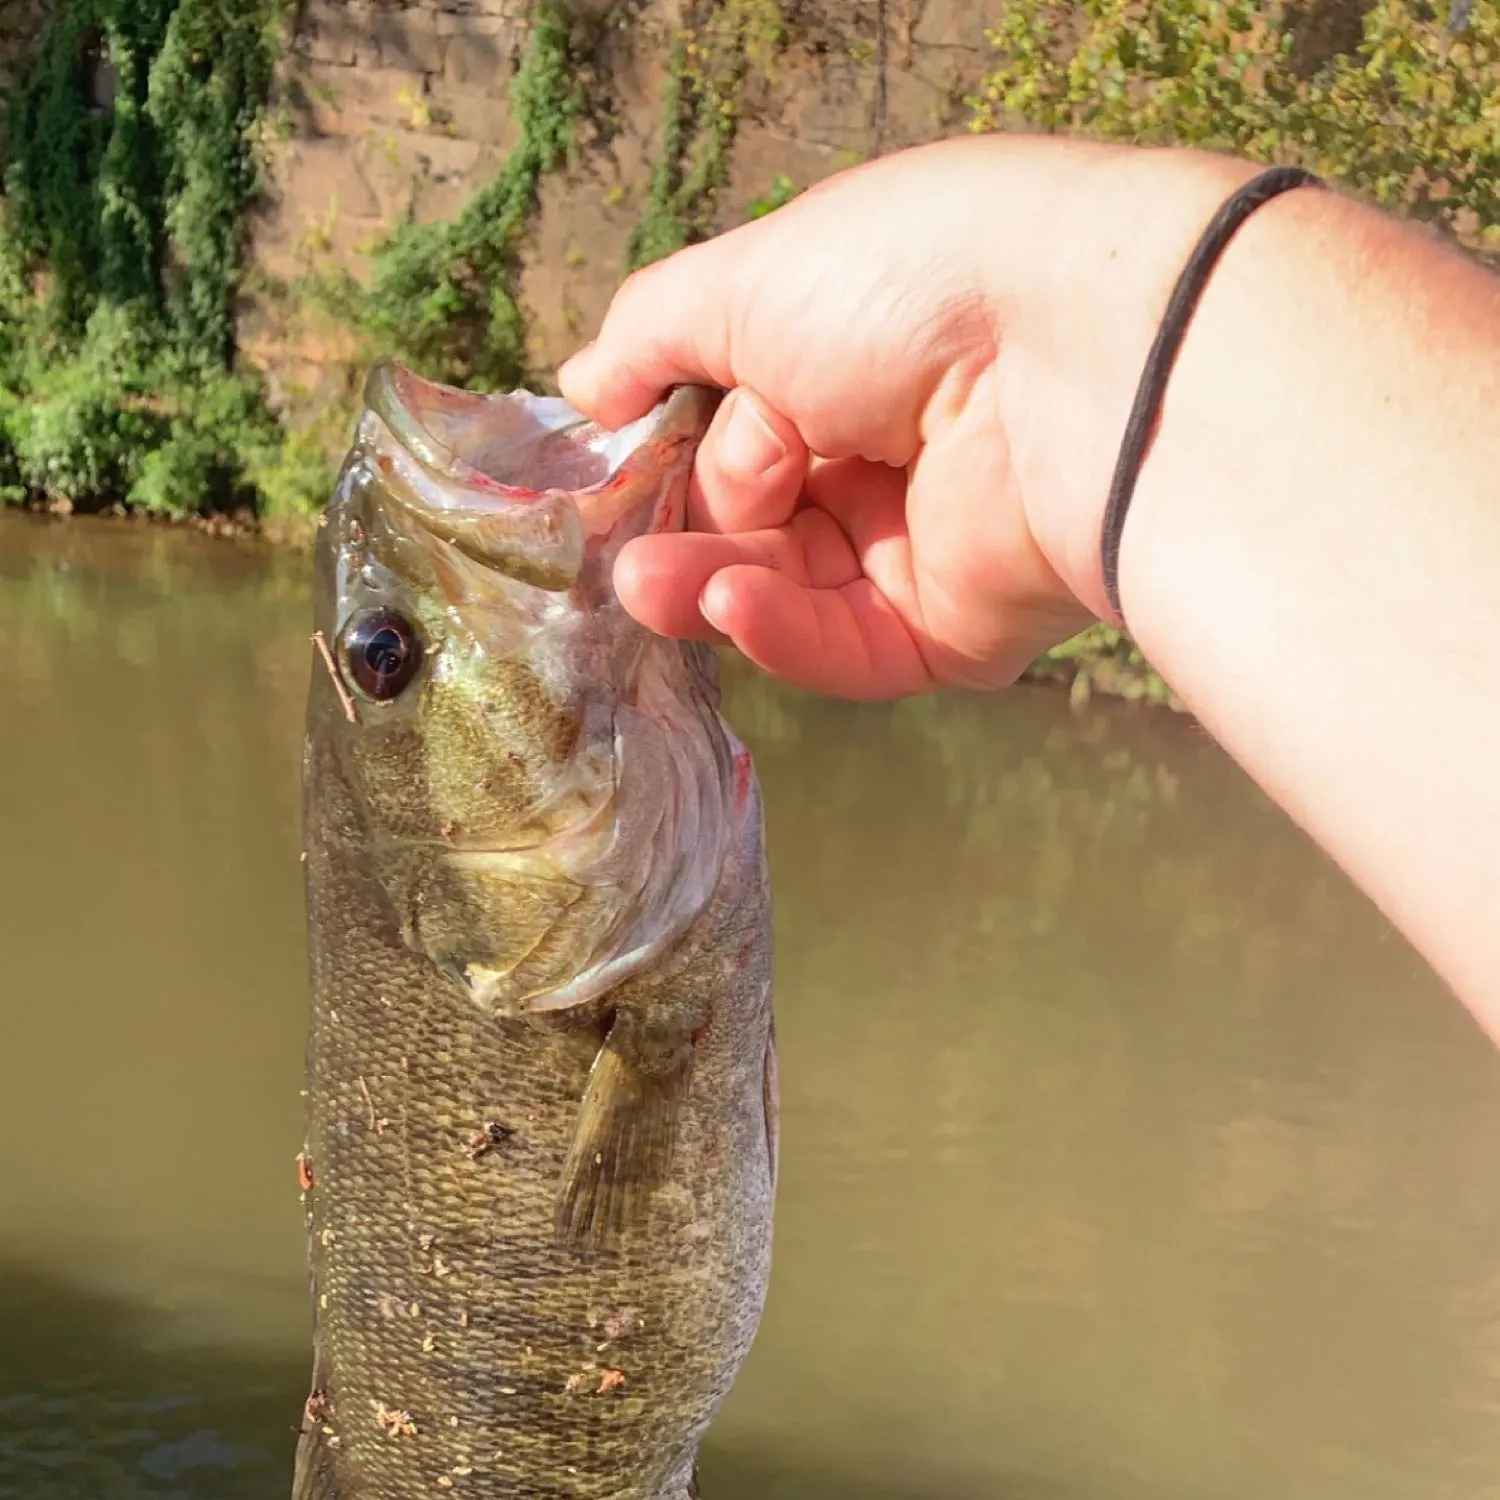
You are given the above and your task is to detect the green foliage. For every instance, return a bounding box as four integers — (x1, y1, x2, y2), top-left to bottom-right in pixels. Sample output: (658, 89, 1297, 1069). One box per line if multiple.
(1028, 623, 1179, 708)
(238, 416, 343, 524)
(0, 0, 585, 518)
(627, 30, 695, 269)
(16, 370, 163, 508)
(747, 172, 800, 219)
(2, 0, 276, 360)
(970, 0, 1500, 261)
(628, 0, 785, 270)
(312, 0, 586, 391)
(0, 300, 278, 514)
(973, 0, 1499, 703)
(4, 0, 158, 325)
(0, 0, 281, 515)
(148, 0, 279, 364)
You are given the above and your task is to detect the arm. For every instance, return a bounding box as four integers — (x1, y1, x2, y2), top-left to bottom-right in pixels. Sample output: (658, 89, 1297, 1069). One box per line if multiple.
(1116, 171, 1500, 1025)
(559, 136, 1500, 1029)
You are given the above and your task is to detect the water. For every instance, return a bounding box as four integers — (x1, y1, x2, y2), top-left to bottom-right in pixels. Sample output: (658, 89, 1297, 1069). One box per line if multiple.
(3, 508, 1498, 1500)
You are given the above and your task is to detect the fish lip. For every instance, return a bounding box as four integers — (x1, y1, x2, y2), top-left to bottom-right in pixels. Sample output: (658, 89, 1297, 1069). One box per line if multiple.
(354, 360, 719, 592)
(362, 358, 719, 507)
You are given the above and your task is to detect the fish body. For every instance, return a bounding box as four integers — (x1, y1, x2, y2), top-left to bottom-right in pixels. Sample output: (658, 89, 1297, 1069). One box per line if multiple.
(293, 362, 776, 1500)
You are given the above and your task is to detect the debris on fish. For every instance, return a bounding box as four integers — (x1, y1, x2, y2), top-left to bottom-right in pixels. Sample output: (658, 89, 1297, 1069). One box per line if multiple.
(292, 360, 777, 1500)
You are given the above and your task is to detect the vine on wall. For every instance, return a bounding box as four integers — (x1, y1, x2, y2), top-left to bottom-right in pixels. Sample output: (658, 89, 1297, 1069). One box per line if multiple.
(627, 0, 784, 270)
(0, 0, 594, 520)
(307, 0, 589, 392)
(0, 0, 284, 515)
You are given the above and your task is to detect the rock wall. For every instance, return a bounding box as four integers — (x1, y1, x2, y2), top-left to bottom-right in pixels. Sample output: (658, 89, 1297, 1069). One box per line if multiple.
(241, 0, 1007, 396)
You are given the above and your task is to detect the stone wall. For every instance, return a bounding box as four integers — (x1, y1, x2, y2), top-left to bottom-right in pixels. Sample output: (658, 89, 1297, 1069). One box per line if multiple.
(240, 0, 1008, 396)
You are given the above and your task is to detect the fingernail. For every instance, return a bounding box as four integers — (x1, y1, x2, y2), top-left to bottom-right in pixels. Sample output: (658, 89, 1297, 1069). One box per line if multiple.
(719, 391, 786, 479)
(698, 578, 730, 635)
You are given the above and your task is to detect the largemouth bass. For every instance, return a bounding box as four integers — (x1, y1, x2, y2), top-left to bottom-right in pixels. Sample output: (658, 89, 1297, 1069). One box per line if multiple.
(292, 360, 777, 1500)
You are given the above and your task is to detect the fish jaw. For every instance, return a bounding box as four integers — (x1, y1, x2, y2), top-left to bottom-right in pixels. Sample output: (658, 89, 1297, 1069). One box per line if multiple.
(358, 359, 720, 594)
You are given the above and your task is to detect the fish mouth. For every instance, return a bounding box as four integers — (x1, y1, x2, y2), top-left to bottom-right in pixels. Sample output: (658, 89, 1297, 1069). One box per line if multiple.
(356, 361, 719, 592)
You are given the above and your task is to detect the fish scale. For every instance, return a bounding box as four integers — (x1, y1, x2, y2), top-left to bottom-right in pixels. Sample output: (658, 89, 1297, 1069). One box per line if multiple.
(293, 365, 776, 1499)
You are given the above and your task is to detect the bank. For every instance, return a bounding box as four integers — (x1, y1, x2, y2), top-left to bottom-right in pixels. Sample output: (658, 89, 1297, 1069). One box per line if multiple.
(0, 0, 1493, 707)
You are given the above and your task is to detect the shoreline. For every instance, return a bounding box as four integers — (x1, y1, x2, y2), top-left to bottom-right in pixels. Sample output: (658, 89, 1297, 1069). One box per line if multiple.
(2, 503, 1181, 711)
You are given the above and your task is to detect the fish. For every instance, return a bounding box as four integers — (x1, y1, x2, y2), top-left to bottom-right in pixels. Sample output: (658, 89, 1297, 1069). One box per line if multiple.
(292, 359, 777, 1500)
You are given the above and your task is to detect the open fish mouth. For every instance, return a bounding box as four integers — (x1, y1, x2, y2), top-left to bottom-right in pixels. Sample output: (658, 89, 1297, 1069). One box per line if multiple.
(353, 360, 720, 591)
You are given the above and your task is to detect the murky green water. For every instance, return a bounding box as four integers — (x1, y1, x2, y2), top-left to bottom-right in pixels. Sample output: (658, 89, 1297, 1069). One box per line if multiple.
(4, 508, 1500, 1500)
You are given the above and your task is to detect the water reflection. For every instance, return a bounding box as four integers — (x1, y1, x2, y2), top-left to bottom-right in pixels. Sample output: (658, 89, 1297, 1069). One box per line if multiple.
(3, 511, 1499, 1499)
(0, 1264, 299, 1500)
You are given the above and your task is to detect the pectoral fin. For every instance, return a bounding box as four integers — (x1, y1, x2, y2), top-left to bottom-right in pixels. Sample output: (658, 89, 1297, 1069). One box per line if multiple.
(555, 1018, 692, 1253)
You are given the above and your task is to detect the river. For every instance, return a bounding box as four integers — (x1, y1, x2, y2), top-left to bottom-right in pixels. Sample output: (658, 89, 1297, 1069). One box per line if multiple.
(3, 509, 1498, 1500)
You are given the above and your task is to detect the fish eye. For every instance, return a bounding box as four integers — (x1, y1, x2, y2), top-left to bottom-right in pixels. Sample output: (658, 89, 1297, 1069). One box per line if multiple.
(341, 608, 423, 701)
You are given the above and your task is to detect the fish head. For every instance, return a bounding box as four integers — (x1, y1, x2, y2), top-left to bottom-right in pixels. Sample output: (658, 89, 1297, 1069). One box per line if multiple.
(308, 360, 732, 1016)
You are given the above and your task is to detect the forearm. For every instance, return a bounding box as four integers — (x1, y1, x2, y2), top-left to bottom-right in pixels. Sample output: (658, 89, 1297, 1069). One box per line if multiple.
(1106, 166, 1500, 1021)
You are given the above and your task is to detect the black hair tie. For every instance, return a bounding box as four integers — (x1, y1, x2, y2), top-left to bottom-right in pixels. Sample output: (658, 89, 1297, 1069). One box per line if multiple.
(1098, 165, 1325, 620)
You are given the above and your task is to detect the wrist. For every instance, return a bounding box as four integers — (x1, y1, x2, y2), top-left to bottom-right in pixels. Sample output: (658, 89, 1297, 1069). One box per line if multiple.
(974, 136, 1261, 621)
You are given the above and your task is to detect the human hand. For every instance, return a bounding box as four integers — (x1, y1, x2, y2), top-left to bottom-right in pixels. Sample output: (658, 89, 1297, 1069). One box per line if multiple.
(559, 135, 1254, 699)
(570, 120, 1500, 1029)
